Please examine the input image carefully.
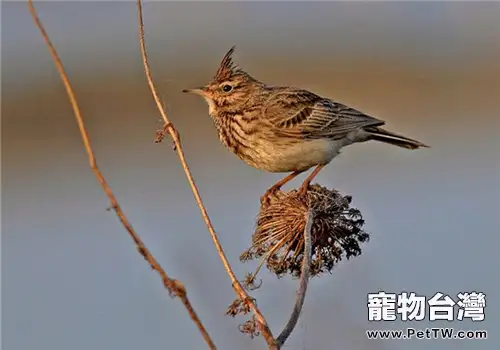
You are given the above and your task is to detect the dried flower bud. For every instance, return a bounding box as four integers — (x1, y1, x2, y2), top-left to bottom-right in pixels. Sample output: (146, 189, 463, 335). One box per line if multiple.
(241, 184, 369, 277)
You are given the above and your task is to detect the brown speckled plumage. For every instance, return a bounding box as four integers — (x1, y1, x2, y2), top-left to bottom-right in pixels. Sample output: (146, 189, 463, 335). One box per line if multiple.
(183, 47, 429, 202)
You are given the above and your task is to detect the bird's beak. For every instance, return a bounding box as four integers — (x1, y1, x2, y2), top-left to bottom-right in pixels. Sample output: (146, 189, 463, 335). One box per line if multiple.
(182, 87, 206, 96)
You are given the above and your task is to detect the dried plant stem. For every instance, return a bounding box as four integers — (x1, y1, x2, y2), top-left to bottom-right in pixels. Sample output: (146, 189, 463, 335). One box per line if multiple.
(135, 1, 277, 348)
(26, 1, 216, 349)
(276, 209, 313, 346)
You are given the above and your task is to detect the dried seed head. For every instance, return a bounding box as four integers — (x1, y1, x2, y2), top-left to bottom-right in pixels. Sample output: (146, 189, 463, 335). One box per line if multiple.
(238, 316, 260, 338)
(241, 184, 369, 278)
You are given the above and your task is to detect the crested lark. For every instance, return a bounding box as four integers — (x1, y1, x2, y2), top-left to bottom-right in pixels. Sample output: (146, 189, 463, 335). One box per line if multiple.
(183, 47, 429, 203)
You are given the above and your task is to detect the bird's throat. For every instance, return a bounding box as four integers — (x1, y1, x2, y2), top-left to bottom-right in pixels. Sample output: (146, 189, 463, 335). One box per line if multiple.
(203, 97, 217, 115)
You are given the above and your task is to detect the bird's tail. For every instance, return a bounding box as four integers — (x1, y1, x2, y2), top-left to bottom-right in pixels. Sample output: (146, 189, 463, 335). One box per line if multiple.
(365, 127, 429, 150)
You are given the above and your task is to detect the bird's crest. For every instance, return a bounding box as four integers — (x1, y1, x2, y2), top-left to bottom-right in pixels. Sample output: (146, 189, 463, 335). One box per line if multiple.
(214, 46, 239, 81)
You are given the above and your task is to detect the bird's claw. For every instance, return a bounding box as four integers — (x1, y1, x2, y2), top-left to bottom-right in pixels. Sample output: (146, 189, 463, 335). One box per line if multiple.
(260, 186, 280, 205)
(296, 183, 310, 199)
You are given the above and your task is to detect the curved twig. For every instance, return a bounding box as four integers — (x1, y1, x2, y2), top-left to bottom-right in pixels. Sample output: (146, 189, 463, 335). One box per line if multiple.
(276, 209, 313, 347)
(135, 1, 277, 348)
(26, 1, 216, 349)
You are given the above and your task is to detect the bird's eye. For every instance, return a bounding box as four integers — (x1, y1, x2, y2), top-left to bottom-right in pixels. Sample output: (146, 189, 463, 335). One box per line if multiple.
(222, 84, 233, 92)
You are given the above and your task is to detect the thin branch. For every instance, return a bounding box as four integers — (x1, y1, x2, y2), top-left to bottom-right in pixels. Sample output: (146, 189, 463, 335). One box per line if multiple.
(276, 209, 313, 347)
(26, 1, 216, 349)
(135, 1, 277, 348)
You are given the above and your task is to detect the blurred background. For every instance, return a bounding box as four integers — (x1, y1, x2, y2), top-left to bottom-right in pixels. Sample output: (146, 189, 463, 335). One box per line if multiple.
(2, 1, 499, 350)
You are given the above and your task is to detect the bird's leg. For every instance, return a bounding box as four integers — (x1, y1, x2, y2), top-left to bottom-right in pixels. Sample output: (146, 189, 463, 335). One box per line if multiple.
(260, 170, 304, 205)
(297, 165, 325, 197)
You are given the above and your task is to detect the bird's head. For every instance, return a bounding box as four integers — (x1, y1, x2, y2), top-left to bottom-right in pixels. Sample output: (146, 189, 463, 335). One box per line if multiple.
(183, 46, 264, 114)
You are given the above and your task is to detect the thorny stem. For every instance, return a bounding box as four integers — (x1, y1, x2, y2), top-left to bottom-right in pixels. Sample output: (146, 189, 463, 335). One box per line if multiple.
(135, 1, 277, 348)
(26, 1, 216, 349)
(276, 209, 313, 346)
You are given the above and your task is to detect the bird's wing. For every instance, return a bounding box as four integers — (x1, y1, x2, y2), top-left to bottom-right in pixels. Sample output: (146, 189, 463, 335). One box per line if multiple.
(263, 89, 385, 140)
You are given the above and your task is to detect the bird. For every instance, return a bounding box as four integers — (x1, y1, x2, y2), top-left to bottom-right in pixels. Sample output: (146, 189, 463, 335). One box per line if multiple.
(183, 47, 429, 203)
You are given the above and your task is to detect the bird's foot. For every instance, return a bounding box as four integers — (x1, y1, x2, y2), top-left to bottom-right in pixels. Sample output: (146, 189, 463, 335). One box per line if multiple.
(260, 185, 281, 206)
(296, 182, 310, 199)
